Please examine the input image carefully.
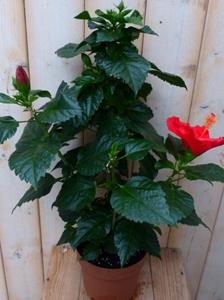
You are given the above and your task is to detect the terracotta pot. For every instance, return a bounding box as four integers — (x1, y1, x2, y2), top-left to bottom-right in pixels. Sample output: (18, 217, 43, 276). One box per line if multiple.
(78, 253, 146, 300)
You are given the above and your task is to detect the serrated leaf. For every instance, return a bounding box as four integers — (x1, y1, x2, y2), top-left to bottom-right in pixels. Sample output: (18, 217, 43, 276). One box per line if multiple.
(76, 135, 113, 176)
(0, 93, 17, 104)
(125, 10, 143, 26)
(184, 164, 224, 183)
(76, 87, 104, 126)
(111, 176, 174, 225)
(13, 173, 56, 212)
(162, 184, 194, 223)
(39, 82, 81, 123)
(125, 138, 152, 160)
(140, 25, 158, 36)
(96, 48, 150, 94)
(56, 43, 91, 58)
(149, 68, 187, 89)
(71, 210, 112, 247)
(75, 10, 91, 20)
(54, 175, 96, 212)
(0, 116, 19, 143)
(139, 153, 158, 180)
(9, 122, 61, 188)
(58, 226, 76, 245)
(180, 210, 209, 229)
(114, 220, 160, 266)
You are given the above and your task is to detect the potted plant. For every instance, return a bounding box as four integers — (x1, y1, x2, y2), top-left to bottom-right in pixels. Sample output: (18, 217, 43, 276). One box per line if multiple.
(1, 2, 224, 300)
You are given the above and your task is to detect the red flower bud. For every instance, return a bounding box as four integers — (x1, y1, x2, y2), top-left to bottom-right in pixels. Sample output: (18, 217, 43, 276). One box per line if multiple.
(167, 115, 224, 155)
(16, 66, 30, 87)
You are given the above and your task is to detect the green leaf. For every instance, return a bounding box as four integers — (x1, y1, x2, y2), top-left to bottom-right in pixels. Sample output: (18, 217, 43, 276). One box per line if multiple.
(9, 122, 61, 188)
(184, 164, 224, 183)
(96, 30, 123, 43)
(30, 90, 51, 98)
(56, 43, 91, 58)
(149, 66, 187, 89)
(162, 184, 194, 223)
(116, 1, 125, 11)
(125, 10, 143, 26)
(58, 226, 76, 245)
(76, 135, 113, 176)
(139, 154, 158, 180)
(71, 210, 112, 248)
(39, 82, 81, 123)
(75, 10, 91, 20)
(125, 138, 152, 160)
(114, 220, 160, 266)
(140, 25, 158, 36)
(97, 114, 128, 139)
(81, 53, 92, 67)
(76, 87, 104, 126)
(54, 175, 96, 212)
(96, 48, 150, 94)
(165, 134, 185, 159)
(155, 160, 175, 170)
(82, 243, 101, 261)
(13, 173, 56, 212)
(180, 210, 209, 229)
(0, 93, 17, 104)
(111, 176, 174, 225)
(0, 116, 19, 143)
(138, 83, 153, 100)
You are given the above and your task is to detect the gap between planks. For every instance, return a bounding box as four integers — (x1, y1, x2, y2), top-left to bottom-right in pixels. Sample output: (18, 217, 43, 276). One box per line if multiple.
(42, 246, 191, 300)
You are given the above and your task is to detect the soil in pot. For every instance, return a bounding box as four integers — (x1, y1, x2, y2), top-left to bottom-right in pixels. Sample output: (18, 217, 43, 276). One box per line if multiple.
(78, 247, 146, 300)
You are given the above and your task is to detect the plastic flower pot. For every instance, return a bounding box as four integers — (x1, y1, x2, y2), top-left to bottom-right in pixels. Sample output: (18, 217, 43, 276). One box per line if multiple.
(78, 253, 146, 300)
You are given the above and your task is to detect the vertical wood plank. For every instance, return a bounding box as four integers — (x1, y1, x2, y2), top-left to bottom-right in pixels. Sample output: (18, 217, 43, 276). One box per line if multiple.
(0, 1, 43, 299)
(143, 0, 209, 247)
(24, 0, 85, 277)
(168, 1, 224, 297)
(42, 246, 81, 300)
(196, 196, 224, 300)
(151, 249, 191, 300)
(0, 245, 8, 300)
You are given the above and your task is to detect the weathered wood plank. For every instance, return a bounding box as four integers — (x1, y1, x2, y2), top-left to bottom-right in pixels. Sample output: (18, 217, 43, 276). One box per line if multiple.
(24, 0, 85, 277)
(151, 249, 191, 300)
(0, 245, 8, 300)
(0, 1, 44, 299)
(168, 0, 224, 297)
(43, 245, 81, 300)
(143, 0, 209, 247)
(196, 196, 224, 300)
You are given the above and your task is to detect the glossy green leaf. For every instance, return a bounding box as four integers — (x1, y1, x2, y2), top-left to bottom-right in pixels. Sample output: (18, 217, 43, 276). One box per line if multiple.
(0, 116, 19, 144)
(139, 153, 158, 180)
(54, 175, 96, 212)
(30, 90, 51, 98)
(111, 176, 174, 225)
(96, 48, 150, 94)
(125, 10, 143, 25)
(180, 210, 209, 229)
(71, 210, 112, 247)
(9, 122, 61, 188)
(114, 220, 160, 266)
(39, 82, 81, 123)
(75, 10, 91, 20)
(125, 138, 152, 160)
(56, 43, 91, 58)
(185, 163, 224, 183)
(13, 173, 56, 212)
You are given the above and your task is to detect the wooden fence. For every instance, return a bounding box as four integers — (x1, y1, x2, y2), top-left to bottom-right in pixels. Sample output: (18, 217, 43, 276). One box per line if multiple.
(0, 1, 223, 299)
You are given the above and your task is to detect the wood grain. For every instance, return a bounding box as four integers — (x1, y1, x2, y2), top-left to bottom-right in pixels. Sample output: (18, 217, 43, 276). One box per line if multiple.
(43, 246, 190, 300)
(43, 245, 81, 300)
(0, 1, 43, 299)
(143, 0, 209, 247)
(168, 0, 224, 297)
(24, 0, 85, 277)
(0, 244, 8, 300)
(151, 249, 191, 300)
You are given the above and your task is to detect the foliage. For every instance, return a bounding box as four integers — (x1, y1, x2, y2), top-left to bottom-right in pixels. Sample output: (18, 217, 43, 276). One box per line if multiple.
(0, 2, 221, 268)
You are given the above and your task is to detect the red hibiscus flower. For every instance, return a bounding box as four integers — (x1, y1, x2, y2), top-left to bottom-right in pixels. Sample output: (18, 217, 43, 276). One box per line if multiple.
(16, 66, 30, 88)
(167, 114, 224, 155)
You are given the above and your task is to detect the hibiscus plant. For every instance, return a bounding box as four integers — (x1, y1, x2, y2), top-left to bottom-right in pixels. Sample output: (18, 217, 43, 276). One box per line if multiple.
(1, 2, 224, 267)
